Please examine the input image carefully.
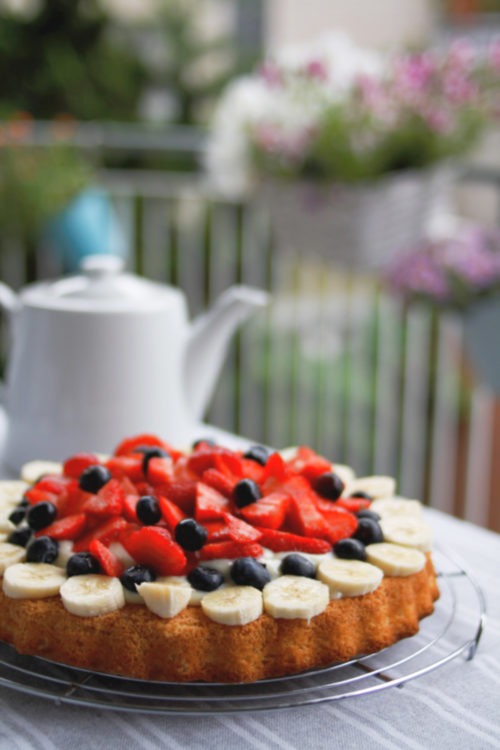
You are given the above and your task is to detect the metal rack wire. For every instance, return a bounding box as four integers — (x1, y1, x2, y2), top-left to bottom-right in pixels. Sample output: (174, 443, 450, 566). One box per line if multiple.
(0, 549, 486, 715)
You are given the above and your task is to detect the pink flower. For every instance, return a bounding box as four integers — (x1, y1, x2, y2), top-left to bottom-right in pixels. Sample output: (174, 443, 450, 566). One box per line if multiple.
(304, 59, 328, 81)
(259, 62, 283, 88)
(443, 70, 477, 105)
(489, 39, 500, 71)
(394, 53, 435, 93)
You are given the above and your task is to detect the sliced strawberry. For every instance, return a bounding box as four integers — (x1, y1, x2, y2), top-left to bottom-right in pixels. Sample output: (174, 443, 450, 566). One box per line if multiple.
(34, 475, 69, 495)
(154, 479, 196, 515)
(262, 452, 287, 483)
(35, 513, 87, 541)
(284, 476, 330, 538)
(256, 528, 331, 554)
(73, 516, 128, 552)
(56, 481, 92, 517)
(213, 452, 244, 480)
(195, 482, 231, 521)
(106, 455, 144, 482)
(316, 505, 358, 544)
(288, 446, 332, 482)
(24, 487, 59, 506)
(158, 494, 186, 532)
(122, 526, 186, 576)
(83, 479, 124, 518)
(198, 540, 263, 561)
(201, 468, 235, 497)
(114, 433, 174, 457)
(88, 539, 125, 577)
(239, 491, 290, 529)
(202, 520, 231, 542)
(123, 493, 139, 522)
(222, 512, 262, 543)
(63, 453, 100, 479)
(335, 496, 371, 513)
(146, 456, 174, 485)
(238, 458, 265, 484)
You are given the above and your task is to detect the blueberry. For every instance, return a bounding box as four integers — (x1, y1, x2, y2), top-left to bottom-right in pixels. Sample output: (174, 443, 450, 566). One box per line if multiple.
(8, 507, 26, 526)
(353, 518, 384, 545)
(136, 495, 161, 525)
(134, 446, 170, 475)
(230, 557, 270, 590)
(78, 465, 112, 494)
(26, 536, 59, 564)
(334, 538, 367, 561)
(8, 527, 33, 547)
(66, 552, 100, 577)
(187, 566, 224, 592)
(350, 491, 373, 500)
(280, 553, 316, 578)
(243, 445, 271, 466)
(313, 472, 344, 501)
(232, 479, 261, 508)
(356, 509, 381, 522)
(192, 437, 217, 449)
(120, 564, 156, 592)
(174, 518, 208, 551)
(26, 501, 57, 531)
(19, 497, 29, 509)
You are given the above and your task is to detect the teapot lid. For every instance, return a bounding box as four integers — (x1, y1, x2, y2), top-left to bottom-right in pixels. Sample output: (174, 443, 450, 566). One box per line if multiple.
(21, 255, 183, 312)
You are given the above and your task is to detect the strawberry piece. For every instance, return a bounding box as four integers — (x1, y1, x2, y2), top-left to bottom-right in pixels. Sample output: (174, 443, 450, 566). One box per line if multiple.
(335, 496, 371, 513)
(24, 487, 59, 506)
(239, 491, 289, 529)
(146, 456, 174, 485)
(123, 493, 139, 522)
(122, 526, 186, 576)
(56, 481, 92, 517)
(195, 482, 231, 521)
(213, 452, 244, 480)
(158, 494, 186, 532)
(114, 433, 174, 457)
(316, 504, 358, 544)
(106, 455, 144, 482)
(284, 476, 330, 538)
(154, 478, 197, 515)
(201, 468, 235, 497)
(63, 453, 100, 479)
(262, 452, 287, 483)
(222, 512, 262, 543)
(239, 458, 265, 484)
(203, 520, 231, 542)
(88, 539, 125, 577)
(256, 528, 331, 554)
(35, 513, 87, 541)
(198, 540, 263, 561)
(288, 446, 332, 482)
(83, 479, 124, 518)
(73, 516, 128, 552)
(34, 475, 69, 495)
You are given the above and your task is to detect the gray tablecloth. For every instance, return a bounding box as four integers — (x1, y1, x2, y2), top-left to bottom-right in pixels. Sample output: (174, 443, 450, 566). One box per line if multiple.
(1, 508, 498, 750)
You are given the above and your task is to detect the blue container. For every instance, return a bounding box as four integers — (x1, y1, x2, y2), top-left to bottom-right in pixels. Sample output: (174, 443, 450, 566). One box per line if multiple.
(43, 187, 128, 272)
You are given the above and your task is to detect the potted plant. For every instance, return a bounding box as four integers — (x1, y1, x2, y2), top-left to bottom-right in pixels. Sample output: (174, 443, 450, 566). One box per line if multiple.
(206, 33, 500, 271)
(0, 114, 126, 272)
(386, 225, 500, 393)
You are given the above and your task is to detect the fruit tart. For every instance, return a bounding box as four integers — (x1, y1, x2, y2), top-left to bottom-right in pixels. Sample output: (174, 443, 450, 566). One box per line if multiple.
(0, 435, 439, 682)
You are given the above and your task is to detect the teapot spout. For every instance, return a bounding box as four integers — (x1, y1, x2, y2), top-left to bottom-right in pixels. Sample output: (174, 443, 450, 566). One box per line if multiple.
(185, 285, 269, 422)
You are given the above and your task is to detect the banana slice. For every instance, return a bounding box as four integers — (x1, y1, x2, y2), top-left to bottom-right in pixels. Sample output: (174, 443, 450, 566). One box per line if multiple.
(370, 496, 423, 519)
(263, 575, 329, 620)
(201, 585, 263, 626)
(0, 533, 7, 543)
(60, 574, 125, 617)
(108, 542, 136, 569)
(343, 475, 396, 500)
(317, 558, 383, 597)
(0, 542, 27, 573)
(0, 512, 16, 534)
(379, 517, 432, 552)
(3, 563, 66, 599)
(21, 461, 62, 485)
(279, 446, 298, 461)
(331, 463, 356, 487)
(123, 587, 143, 605)
(0, 480, 29, 509)
(55, 540, 74, 569)
(137, 579, 192, 618)
(365, 543, 426, 576)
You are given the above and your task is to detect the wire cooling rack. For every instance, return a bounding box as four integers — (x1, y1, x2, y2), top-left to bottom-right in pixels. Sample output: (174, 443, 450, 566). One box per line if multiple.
(0, 548, 486, 715)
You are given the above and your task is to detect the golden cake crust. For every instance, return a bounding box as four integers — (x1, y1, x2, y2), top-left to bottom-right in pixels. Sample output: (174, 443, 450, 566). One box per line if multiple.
(0, 556, 439, 682)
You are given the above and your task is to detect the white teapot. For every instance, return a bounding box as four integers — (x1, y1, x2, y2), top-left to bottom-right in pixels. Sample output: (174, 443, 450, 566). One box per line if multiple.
(0, 255, 269, 470)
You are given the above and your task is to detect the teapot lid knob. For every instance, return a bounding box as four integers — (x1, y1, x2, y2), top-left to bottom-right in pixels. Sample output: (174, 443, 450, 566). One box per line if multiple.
(80, 255, 125, 277)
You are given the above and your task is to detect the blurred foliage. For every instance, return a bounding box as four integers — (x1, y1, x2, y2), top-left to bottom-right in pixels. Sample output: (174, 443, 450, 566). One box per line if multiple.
(0, 0, 147, 121)
(0, 115, 93, 243)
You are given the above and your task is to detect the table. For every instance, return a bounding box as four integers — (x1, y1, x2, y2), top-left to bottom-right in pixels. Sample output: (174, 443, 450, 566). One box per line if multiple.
(0, 428, 499, 748)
